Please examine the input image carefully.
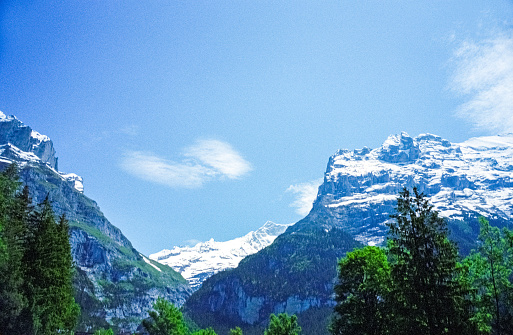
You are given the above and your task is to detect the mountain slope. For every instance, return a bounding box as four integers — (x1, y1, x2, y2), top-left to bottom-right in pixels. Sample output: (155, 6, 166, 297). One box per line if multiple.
(150, 221, 290, 290)
(184, 132, 513, 334)
(0, 112, 192, 332)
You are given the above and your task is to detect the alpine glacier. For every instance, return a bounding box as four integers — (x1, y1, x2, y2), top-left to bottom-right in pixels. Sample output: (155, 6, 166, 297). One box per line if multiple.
(150, 221, 290, 290)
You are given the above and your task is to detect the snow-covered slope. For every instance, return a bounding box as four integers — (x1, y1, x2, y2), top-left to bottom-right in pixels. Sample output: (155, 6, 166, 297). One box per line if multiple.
(311, 132, 513, 246)
(0, 111, 83, 192)
(150, 221, 290, 290)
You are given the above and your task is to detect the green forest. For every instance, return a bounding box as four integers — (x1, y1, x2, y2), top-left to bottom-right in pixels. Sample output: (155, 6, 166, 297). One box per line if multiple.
(1, 164, 513, 335)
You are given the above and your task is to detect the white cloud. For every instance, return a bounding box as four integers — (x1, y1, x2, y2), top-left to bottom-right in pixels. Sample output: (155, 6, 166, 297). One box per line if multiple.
(121, 140, 251, 188)
(286, 179, 323, 216)
(185, 139, 252, 179)
(450, 32, 513, 133)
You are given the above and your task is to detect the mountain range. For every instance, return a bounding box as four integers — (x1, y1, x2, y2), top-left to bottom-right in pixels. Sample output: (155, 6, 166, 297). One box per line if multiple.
(150, 221, 291, 290)
(3, 111, 513, 334)
(184, 132, 513, 335)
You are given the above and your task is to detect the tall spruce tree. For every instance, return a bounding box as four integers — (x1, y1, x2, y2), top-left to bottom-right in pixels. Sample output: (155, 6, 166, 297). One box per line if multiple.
(387, 187, 475, 335)
(0, 164, 31, 335)
(24, 197, 79, 334)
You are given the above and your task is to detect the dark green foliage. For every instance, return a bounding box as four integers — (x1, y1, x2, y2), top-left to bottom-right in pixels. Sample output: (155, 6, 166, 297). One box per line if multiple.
(331, 246, 391, 335)
(24, 197, 80, 334)
(142, 297, 188, 335)
(332, 188, 477, 335)
(461, 217, 513, 334)
(387, 187, 475, 335)
(264, 313, 301, 335)
(0, 163, 28, 334)
(0, 164, 79, 334)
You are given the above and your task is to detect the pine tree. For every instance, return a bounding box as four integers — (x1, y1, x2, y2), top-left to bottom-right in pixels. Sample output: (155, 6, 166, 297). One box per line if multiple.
(24, 197, 79, 334)
(0, 164, 30, 335)
(387, 187, 475, 335)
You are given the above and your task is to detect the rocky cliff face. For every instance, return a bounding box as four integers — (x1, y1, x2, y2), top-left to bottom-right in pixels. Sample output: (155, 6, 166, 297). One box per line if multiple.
(0, 112, 58, 169)
(302, 132, 513, 247)
(0, 112, 192, 332)
(185, 132, 513, 334)
(150, 221, 291, 290)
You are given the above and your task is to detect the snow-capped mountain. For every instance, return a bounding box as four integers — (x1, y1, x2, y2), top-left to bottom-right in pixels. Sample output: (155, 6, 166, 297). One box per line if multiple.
(0, 111, 83, 192)
(309, 132, 513, 246)
(185, 132, 513, 332)
(150, 221, 291, 290)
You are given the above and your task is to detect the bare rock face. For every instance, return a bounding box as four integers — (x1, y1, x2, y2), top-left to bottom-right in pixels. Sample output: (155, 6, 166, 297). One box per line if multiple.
(0, 112, 58, 169)
(0, 112, 192, 333)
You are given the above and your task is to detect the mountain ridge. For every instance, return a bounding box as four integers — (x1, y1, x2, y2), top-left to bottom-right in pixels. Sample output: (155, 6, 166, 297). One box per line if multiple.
(150, 221, 291, 290)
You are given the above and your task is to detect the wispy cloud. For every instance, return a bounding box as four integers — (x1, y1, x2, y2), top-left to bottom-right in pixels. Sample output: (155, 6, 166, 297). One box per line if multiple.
(121, 140, 252, 188)
(185, 140, 252, 179)
(286, 179, 323, 216)
(450, 31, 513, 133)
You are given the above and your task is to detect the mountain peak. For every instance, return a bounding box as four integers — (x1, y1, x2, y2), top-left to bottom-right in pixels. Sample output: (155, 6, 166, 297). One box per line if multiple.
(0, 112, 83, 192)
(150, 221, 291, 290)
(316, 132, 513, 246)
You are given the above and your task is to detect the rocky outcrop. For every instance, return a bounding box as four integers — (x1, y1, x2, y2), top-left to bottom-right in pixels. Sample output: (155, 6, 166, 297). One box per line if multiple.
(0, 113, 192, 332)
(0, 112, 58, 169)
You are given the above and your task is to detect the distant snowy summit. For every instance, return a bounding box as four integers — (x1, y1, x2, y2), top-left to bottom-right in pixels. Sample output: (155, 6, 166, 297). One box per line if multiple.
(0, 112, 83, 192)
(309, 132, 513, 246)
(150, 221, 291, 290)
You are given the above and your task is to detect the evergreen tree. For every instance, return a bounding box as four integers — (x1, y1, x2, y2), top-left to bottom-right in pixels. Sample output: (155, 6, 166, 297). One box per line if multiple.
(331, 246, 391, 335)
(24, 197, 79, 334)
(142, 297, 187, 335)
(462, 217, 513, 334)
(264, 313, 301, 335)
(387, 187, 475, 335)
(0, 164, 30, 334)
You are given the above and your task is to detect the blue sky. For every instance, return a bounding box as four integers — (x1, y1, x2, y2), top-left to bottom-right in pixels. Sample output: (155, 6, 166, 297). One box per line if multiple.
(1, 1, 512, 255)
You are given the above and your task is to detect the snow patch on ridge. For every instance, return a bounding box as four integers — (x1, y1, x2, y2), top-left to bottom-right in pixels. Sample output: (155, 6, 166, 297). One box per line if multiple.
(141, 254, 162, 272)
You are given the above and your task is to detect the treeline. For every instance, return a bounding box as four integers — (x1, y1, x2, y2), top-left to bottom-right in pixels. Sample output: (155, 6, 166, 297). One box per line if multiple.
(0, 164, 79, 334)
